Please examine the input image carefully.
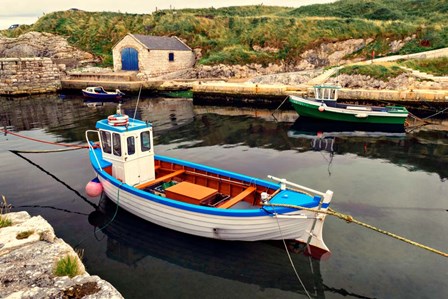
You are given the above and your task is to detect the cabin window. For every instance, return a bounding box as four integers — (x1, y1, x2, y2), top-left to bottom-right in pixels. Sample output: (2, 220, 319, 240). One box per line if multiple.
(113, 133, 121, 156)
(141, 131, 151, 152)
(168, 52, 174, 62)
(127, 136, 135, 155)
(100, 131, 111, 154)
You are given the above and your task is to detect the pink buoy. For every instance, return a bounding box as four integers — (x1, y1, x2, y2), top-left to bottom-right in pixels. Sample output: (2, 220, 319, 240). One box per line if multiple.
(318, 106, 325, 112)
(85, 179, 103, 197)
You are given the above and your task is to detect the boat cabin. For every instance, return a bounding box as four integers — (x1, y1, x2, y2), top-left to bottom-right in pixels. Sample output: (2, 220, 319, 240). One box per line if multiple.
(87, 87, 108, 94)
(96, 108, 156, 186)
(313, 85, 340, 102)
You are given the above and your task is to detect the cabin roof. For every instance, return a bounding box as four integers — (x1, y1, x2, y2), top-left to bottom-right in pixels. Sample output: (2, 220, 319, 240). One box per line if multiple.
(131, 34, 191, 51)
(96, 118, 152, 133)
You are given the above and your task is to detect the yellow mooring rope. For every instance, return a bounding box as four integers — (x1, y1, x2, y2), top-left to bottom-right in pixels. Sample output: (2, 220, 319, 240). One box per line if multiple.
(263, 203, 448, 258)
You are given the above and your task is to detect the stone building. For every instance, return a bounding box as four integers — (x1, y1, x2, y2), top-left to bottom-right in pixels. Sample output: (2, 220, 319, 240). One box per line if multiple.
(112, 34, 195, 76)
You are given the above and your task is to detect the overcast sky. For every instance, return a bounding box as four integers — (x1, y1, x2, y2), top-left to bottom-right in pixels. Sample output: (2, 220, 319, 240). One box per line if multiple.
(0, 0, 335, 29)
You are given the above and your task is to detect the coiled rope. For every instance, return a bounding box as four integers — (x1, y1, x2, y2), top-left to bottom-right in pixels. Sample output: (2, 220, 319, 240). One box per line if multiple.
(263, 202, 448, 258)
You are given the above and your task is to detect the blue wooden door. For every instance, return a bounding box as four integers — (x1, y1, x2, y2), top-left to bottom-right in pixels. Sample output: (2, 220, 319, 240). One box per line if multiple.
(121, 48, 139, 70)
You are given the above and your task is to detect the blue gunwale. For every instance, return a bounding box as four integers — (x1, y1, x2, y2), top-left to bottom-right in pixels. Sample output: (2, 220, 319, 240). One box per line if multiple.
(89, 148, 328, 217)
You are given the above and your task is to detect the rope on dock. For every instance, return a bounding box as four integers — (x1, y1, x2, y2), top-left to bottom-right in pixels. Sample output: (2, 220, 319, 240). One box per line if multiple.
(263, 202, 448, 258)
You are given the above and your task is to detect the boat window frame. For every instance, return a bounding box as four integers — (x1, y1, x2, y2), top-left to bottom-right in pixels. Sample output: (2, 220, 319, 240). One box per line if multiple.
(141, 131, 151, 152)
(127, 136, 135, 155)
(112, 133, 122, 157)
(100, 130, 111, 154)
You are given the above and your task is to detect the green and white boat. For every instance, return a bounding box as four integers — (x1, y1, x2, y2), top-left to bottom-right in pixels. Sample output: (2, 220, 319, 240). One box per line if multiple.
(289, 85, 409, 125)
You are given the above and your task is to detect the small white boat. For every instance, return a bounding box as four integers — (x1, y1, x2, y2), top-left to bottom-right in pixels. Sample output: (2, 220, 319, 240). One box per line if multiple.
(82, 86, 124, 100)
(85, 105, 334, 259)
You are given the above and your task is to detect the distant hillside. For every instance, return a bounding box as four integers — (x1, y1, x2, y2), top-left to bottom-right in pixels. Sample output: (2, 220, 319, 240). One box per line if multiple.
(2, 1, 447, 67)
(291, 0, 448, 22)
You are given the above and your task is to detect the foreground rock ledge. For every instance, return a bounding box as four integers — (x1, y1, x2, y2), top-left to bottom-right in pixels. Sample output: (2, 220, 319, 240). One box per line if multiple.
(0, 211, 123, 299)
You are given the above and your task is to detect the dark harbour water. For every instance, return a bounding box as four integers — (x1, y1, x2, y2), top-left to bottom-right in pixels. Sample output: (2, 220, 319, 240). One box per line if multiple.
(0, 94, 447, 299)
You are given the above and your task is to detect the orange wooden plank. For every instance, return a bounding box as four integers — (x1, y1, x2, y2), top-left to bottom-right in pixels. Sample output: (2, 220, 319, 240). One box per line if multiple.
(218, 186, 256, 209)
(165, 181, 218, 204)
(136, 169, 185, 189)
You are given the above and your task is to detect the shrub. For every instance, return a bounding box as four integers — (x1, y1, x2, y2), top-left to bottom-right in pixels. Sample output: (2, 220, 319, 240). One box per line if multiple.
(400, 57, 448, 76)
(339, 64, 406, 80)
(0, 215, 12, 228)
(200, 45, 272, 65)
(54, 254, 82, 278)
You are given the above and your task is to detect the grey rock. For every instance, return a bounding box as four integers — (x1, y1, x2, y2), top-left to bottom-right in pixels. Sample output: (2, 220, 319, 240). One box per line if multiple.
(0, 212, 123, 299)
(0, 32, 99, 69)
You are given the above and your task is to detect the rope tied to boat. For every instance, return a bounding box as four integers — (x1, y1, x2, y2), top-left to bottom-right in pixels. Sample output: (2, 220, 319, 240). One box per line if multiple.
(342, 214, 353, 223)
(1, 127, 90, 149)
(263, 202, 448, 258)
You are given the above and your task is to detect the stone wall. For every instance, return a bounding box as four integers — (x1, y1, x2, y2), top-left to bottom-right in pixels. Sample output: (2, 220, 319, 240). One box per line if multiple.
(0, 57, 61, 95)
(112, 35, 195, 76)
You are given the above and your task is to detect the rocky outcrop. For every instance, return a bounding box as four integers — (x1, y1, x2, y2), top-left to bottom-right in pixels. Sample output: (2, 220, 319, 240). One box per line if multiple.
(157, 38, 419, 82)
(0, 211, 123, 299)
(298, 38, 374, 69)
(0, 32, 99, 68)
(153, 63, 290, 80)
(327, 73, 448, 90)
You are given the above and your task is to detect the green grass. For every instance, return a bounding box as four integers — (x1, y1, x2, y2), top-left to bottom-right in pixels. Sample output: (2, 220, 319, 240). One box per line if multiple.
(54, 255, 82, 278)
(338, 64, 406, 80)
(0, 215, 12, 228)
(289, 0, 448, 23)
(0, 1, 447, 66)
(400, 57, 448, 76)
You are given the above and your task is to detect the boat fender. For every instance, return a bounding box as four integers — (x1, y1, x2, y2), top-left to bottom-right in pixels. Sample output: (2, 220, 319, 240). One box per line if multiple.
(108, 114, 129, 126)
(261, 192, 269, 203)
(318, 106, 325, 112)
(355, 113, 368, 118)
(86, 178, 103, 197)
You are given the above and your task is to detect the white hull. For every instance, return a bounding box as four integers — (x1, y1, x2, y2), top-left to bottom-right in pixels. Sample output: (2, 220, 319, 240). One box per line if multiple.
(98, 176, 330, 251)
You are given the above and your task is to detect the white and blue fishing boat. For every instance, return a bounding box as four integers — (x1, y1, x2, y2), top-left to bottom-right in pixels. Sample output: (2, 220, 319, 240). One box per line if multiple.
(85, 105, 334, 258)
(82, 86, 124, 100)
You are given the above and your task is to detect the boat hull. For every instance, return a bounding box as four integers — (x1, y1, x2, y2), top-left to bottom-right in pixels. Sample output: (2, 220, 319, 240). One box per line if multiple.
(82, 91, 122, 100)
(289, 95, 408, 125)
(99, 175, 325, 240)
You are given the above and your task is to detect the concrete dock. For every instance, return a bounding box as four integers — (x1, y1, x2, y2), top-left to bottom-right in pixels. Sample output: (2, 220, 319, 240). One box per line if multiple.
(191, 81, 448, 108)
(60, 69, 448, 108)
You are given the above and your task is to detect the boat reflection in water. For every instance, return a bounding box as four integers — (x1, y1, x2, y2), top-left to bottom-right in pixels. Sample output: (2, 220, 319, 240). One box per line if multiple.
(88, 196, 326, 297)
(288, 117, 407, 141)
(287, 117, 407, 175)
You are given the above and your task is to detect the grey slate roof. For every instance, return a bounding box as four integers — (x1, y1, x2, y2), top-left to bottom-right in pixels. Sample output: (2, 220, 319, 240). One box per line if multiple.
(132, 34, 191, 51)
